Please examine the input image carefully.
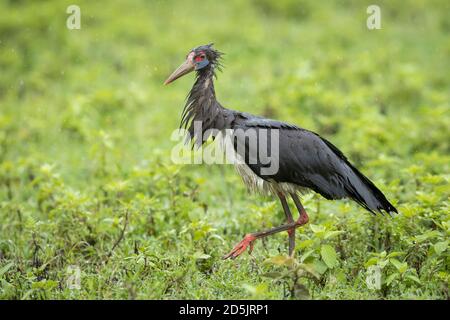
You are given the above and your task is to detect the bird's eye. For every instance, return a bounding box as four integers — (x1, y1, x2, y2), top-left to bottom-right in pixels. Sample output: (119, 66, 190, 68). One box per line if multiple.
(194, 55, 205, 62)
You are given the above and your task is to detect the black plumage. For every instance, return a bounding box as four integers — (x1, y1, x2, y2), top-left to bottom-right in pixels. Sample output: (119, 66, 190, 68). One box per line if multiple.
(165, 44, 397, 259)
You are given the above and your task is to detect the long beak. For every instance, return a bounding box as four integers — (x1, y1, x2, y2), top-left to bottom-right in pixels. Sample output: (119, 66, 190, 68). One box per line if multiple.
(164, 59, 195, 85)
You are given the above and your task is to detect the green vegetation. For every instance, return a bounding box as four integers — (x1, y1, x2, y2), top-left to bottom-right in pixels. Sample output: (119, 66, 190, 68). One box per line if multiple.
(0, 0, 449, 299)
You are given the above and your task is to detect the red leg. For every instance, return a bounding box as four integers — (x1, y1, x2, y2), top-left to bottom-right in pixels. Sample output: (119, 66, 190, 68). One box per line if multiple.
(222, 221, 299, 260)
(278, 193, 296, 256)
(292, 193, 309, 226)
(222, 234, 256, 260)
(222, 195, 310, 260)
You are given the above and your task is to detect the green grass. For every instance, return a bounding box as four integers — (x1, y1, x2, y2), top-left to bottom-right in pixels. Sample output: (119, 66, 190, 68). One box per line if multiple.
(0, 0, 449, 299)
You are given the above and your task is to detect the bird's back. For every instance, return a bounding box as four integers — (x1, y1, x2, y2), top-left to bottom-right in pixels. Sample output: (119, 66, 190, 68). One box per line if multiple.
(226, 110, 397, 215)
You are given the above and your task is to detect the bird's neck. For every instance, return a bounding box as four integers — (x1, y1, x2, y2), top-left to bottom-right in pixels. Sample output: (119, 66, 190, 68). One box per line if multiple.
(181, 67, 224, 144)
(193, 67, 217, 103)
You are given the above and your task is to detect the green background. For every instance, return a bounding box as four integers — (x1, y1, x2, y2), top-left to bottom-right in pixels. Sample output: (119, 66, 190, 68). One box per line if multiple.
(0, 0, 448, 299)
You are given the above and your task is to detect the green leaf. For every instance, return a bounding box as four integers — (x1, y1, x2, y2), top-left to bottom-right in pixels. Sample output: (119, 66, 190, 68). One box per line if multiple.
(406, 275, 421, 284)
(385, 273, 399, 286)
(378, 259, 389, 268)
(242, 283, 268, 298)
(310, 224, 325, 233)
(298, 239, 314, 248)
(321, 245, 338, 269)
(298, 263, 321, 279)
(324, 230, 344, 239)
(414, 230, 440, 242)
(434, 241, 448, 254)
(31, 279, 58, 290)
(310, 259, 328, 275)
(386, 251, 405, 259)
(264, 255, 294, 266)
(390, 258, 408, 274)
(0, 262, 14, 277)
(364, 257, 378, 268)
(193, 252, 211, 260)
(300, 249, 315, 263)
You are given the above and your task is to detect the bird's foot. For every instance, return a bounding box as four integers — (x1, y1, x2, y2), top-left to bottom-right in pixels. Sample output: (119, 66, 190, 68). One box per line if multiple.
(222, 234, 256, 260)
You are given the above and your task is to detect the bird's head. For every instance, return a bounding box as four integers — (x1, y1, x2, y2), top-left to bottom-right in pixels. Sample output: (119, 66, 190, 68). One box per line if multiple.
(164, 43, 222, 85)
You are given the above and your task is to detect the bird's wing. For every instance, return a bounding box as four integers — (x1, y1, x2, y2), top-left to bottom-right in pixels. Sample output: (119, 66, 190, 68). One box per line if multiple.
(233, 116, 397, 214)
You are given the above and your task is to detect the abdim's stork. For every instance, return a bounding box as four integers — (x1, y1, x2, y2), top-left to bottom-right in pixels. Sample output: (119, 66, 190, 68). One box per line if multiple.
(164, 44, 397, 259)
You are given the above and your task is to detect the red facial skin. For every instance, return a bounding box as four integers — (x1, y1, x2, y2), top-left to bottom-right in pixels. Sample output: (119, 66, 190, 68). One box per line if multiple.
(194, 51, 205, 62)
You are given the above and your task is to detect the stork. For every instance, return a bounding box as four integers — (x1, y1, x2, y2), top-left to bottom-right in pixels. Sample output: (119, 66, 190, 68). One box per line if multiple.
(164, 44, 397, 260)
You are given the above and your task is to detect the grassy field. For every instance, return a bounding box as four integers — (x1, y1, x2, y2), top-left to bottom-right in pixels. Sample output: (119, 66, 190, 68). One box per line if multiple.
(0, 0, 449, 299)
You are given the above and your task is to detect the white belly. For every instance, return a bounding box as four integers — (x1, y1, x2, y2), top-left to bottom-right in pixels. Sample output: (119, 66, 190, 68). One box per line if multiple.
(234, 162, 307, 196)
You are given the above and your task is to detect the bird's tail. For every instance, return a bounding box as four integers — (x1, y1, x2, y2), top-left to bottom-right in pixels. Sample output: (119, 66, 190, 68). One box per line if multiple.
(321, 138, 398, 215)
(343, 163, 398, 215)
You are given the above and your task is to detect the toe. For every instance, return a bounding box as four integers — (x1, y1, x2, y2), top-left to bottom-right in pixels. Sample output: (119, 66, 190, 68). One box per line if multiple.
(223, 236, 255, 260)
